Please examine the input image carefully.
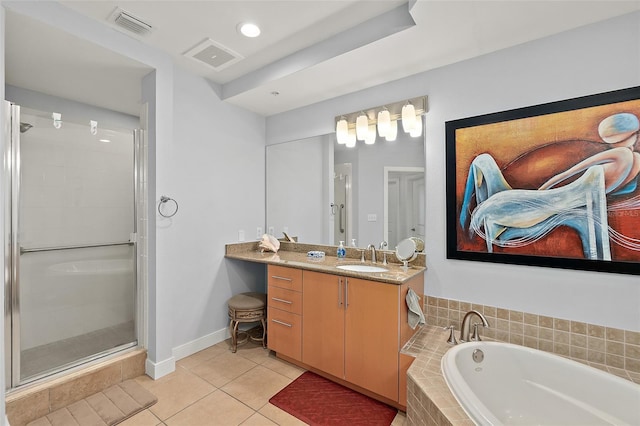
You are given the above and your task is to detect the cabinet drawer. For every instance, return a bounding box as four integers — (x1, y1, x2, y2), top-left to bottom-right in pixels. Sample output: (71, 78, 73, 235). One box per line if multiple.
(268, 265, 302, 292)
(268, 285, 302, 315)
(267, 307, 301, 361)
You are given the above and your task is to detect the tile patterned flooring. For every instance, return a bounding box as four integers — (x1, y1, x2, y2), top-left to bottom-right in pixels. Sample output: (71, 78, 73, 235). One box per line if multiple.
(123, 340, 407, 425)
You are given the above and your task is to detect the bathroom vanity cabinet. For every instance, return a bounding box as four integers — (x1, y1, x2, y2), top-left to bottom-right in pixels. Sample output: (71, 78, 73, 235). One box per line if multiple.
(267, 265, 303, 361)
(303, 270, 401, 400)
(266, 264, 424, 408)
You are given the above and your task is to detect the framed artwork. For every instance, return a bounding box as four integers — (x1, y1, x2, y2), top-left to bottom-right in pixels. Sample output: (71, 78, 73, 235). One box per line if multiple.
(446, 86, 640, 275)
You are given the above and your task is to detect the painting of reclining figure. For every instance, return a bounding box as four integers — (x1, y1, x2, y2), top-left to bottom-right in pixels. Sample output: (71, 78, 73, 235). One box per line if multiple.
(446, 87, 640, 275)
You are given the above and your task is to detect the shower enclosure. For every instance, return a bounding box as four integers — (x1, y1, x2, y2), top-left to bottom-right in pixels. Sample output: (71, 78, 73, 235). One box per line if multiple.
(4, 102, 141, 388)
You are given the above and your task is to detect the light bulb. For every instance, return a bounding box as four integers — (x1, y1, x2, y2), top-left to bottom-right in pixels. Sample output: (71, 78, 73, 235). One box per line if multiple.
(336, 118, 348, 144)
(409, 115, 423, 137)
(238, 22, 261, 38)
(356, 113, 369, 141)
(377, 109, 390, 137)
(364, 124, 376, 145)
(385, 119, 398, 142)
(346, 128, 357, 148)
(401, 103, 416, 133)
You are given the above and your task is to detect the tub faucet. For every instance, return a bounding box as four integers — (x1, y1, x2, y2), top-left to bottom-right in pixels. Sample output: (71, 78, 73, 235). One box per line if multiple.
(459, 310, 490, 343)
(366, 244, 377, 263)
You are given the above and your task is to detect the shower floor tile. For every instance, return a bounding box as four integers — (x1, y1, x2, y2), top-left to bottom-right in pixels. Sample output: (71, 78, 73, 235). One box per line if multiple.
(20, 321, 135, 381)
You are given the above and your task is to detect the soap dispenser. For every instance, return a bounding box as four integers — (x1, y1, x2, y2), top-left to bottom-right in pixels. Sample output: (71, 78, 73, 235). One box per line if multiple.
(337, 241, 346, 259)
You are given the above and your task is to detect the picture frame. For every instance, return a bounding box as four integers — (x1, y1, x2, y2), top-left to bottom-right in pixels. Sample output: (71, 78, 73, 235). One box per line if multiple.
(445, 86, 640, 275)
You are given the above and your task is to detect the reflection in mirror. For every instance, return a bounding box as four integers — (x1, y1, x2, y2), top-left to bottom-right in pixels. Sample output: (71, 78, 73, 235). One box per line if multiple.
(334, 129, 424, 248)
(266, 128, 425, 247)
(384, 167, 425, 248)
(333, 163, 352, 245)
(266, 135, 334, 243)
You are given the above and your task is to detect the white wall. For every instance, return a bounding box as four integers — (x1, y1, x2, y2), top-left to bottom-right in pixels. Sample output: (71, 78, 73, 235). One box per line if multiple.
(267, 12, 640, 332)
(167, 66, 265, 352)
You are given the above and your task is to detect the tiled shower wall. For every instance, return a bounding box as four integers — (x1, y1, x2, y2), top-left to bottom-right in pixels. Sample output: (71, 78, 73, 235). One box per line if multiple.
(424, 296, 640, 383)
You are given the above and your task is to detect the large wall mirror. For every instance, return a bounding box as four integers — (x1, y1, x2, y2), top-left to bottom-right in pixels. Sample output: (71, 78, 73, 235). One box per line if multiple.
(266, 129, 425, 249)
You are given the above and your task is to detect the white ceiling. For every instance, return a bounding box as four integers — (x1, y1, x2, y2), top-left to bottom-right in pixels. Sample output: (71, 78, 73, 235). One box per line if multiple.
(5, 1, 640, 117)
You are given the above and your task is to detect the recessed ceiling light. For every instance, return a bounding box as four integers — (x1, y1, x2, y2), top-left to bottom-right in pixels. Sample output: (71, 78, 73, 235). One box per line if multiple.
(99, 139, 111, 143)
(238, 22, 261, 38)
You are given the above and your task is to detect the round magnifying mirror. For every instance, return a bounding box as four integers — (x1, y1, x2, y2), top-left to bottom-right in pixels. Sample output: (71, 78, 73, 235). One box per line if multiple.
(395, 238, 417, 271)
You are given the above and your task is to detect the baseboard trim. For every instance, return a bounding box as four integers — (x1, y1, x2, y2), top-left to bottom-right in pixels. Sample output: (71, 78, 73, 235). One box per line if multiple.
(172, 327, 229, 361)
(145, 327, 231, 380)
(145, 356, 175, 380)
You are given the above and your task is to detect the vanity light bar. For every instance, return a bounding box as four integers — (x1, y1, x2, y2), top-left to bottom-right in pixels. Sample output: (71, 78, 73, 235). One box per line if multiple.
(334, 96, 427, 131)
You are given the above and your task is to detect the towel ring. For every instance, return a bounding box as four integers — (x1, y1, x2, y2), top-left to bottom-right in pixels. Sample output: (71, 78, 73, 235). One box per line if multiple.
(158, 196, 179, 218)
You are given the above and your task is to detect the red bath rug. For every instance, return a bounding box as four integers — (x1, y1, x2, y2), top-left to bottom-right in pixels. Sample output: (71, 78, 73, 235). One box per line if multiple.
(269, 371, 398, 426)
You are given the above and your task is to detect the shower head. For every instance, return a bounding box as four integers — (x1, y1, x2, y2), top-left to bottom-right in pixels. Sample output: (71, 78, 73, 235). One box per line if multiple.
(20, 122, 33, 133)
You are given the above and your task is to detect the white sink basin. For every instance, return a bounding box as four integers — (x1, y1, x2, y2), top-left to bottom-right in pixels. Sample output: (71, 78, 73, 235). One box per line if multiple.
(336, 264, 388, 273)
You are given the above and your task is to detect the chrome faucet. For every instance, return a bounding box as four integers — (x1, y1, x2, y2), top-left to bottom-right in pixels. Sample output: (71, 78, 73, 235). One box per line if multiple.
(459, 310, 490, 343)
(366, 244, 377, 263)
(379, 241, 388, 265)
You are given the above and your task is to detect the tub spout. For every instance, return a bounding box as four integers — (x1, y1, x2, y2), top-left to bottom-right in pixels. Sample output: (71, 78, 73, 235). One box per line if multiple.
(460, 310, 490, 343)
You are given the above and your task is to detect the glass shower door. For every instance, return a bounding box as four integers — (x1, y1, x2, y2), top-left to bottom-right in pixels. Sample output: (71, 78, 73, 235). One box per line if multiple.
(9, 106, 138, 385)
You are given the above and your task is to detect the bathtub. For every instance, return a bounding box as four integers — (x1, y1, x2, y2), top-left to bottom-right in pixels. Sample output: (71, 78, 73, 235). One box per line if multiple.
(441, 341, 640, 425)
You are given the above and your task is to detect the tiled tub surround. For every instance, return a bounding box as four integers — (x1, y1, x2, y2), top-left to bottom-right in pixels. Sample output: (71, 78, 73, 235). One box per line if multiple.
(404, 298, 640, 426)
(404, 327, 471, 426)
(424, 296, 640, 381)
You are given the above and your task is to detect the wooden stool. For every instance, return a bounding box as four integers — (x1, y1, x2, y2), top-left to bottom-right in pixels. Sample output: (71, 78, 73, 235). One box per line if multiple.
(227, 292, 266, 353)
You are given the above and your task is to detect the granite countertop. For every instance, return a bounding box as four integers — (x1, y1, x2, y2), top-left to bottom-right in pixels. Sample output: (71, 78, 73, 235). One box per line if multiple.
(225, 241, 426, 285)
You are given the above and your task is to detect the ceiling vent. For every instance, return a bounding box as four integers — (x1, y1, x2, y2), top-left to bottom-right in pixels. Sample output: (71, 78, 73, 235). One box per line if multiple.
(184, 39, 244, 72)
(109, 8, 153, 36)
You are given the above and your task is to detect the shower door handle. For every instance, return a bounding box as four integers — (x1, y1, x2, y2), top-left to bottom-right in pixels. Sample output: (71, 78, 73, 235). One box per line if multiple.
(20, 241, 134, 254)
(339, 204, 345, 234)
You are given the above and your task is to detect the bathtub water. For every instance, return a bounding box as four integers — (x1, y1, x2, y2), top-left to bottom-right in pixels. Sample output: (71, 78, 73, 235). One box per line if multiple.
(441, 341, 640, 425)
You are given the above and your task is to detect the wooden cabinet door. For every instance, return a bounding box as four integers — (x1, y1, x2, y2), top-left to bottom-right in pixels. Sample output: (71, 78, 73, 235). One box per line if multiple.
(302, 271, 345, 378)
(267, 307, 302, 361)
(344, 277, 400, 401)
